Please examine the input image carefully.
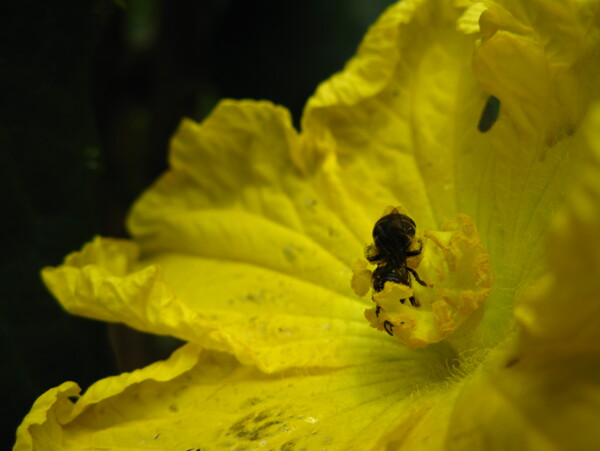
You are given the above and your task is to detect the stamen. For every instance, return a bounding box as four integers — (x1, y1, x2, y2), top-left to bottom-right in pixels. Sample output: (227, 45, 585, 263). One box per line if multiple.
(352, 209, 492, 349)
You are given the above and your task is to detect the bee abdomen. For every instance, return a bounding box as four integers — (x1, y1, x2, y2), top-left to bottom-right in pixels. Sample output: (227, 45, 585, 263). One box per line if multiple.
(372, 266, 405, 292)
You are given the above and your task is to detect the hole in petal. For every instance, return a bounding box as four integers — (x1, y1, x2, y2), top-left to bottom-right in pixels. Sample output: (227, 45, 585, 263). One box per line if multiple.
(477, 95, 501, 132)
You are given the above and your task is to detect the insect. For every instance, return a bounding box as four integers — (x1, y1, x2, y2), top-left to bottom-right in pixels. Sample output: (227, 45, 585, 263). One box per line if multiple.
(367, 209, 428, 311)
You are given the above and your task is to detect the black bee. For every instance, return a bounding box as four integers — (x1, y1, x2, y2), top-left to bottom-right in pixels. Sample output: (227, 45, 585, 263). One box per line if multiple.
(367, 209, 428, 310)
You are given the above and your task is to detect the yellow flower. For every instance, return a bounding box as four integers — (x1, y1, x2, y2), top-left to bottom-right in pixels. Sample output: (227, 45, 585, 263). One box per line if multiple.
(15, 0, 600, 449)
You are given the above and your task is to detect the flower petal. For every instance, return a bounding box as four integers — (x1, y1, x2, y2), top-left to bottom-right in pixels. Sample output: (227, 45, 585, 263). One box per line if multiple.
(370, 384, 463, 450)
(41, 237, 226, 351)
(129, 100, 368, 274)
(144, 251, 415, 371)
(515, 101, 600, 351)
(439, 103, 600, 450)
(43, 235, 424, 373)
(15, 344, 453, 450)
(14, 382, 80, 451)
(465, 0, 600, 335)
(303, 0, 488, 229)
(14, 343, 202, 450)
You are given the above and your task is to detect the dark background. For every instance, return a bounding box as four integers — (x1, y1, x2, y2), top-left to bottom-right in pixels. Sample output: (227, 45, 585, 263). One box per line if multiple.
(1, 0, 394, 446)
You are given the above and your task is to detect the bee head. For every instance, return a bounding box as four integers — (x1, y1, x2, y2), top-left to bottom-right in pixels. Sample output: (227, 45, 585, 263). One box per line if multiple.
(372, 212, 416, 260)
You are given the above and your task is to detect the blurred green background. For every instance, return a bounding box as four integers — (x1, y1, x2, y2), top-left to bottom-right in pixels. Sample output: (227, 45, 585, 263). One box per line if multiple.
(1, 0, 394, 446)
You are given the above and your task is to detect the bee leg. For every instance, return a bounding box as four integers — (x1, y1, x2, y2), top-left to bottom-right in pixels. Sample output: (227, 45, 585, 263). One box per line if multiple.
(375, 305, 381, 317)
(365, 244, 381, 262)
(407, 267, 428, 287)
(383, 320, 394, 336)
(399, 297, 419, 306)
(406, 239, 424, 257)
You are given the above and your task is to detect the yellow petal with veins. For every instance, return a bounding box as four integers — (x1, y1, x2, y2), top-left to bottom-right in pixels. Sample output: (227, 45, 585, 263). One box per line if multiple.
(42, 236, 420, 373)
(15, 345, 453, 450)
(440, 103, 600, 451)
(15, 343, 202, 451)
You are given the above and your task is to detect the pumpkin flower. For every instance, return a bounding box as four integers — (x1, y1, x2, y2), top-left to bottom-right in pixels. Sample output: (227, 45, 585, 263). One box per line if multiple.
(15, 0, 600, 449)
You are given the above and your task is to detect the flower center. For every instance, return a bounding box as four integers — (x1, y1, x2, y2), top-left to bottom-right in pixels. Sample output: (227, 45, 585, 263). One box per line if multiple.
(351, 207, 492, 349)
